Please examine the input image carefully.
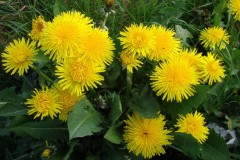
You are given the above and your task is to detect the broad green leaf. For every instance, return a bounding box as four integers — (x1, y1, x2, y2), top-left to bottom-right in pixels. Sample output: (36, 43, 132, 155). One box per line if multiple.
(0, 103, 27, 116)
(131, 85, 159, 118)
(172, 132, 201, 159)
(9, 119, 68, 140)
(166, 102, 192, 119)
(0, 87, 23, 103)
(166, 85, 210, 119)
(109, 93, 122, 124)
(201, 130, 230, 160)
(183, 85, 210, 109)
(68, 98, 103, 140)
(0, 87, 26, 116)
(104, 125, 123, 144)
(53, 0, 68, 16)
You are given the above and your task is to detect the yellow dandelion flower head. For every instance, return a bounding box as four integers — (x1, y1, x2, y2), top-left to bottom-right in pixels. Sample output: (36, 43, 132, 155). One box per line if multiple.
(53, 86, 84, 121)
(29, 16, 46, 41)
(55, 57, 105, 96)
(199, 26, 230, 50)
(123, 113, 173, 159)
(230, 0, 240, 21)
(119, 23, 154, 57)
(25, 86, 61, 120)
(172, 48, 202, 68)
(80, 28, 115, 67)
(39, 11, 93, 62)
(120, 50, 143, 73)
(199, 52, 225, 85)
(41, 148, 52, 158)
(147, 25, 181, 61)
(150, 57, 199, 102)
(1, 38, 38, 76)
(175, 111, 209, 144)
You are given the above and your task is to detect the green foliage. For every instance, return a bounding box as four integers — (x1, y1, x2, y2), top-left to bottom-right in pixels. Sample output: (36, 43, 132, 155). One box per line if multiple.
(10, 119, 68, 141)
(173, 130, 230, 160)
(53, 0, 69, 16)
(130, 85, 159, 118)
(104, 125, 123, 144)
(172, 132, 201, 159)
(166, 85, 210, 119)
(201, 130, 230, 160)
(108, 93, 122, 125)
(1, 0, 240, 159)
(68, 98, 103, 140)
(0, 87, 27, 117)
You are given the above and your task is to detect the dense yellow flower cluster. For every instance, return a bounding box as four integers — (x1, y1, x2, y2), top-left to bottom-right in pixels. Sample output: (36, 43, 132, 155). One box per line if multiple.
(1, 11, 115, 121)
(119, 24, 226, 103)
(1, 7, 232, 159)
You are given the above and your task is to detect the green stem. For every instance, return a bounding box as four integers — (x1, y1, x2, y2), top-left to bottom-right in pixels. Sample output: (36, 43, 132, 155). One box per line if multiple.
(32, 66, 54, 84)
(126, 70, 132, 96)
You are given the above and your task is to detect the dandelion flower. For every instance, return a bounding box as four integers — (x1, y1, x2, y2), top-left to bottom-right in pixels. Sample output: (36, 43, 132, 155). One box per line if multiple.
(174, 49, 202, 68)
(150, 57, 199, 102)
(199, 53, 225, 85)
(120, 50, 143, 73)
(199, 27, 230, 50)
(41, 148, 52, 158)
(2, 38, 37, 76)
(40, 11, 93, 62)
(53, 86, 84, 121)
(119, 23, 154, 57)
(175, 111, 209, 144)
(25, 86, 61, 120)
(55, 57, 105, 96)
(80, 28, 115, 67)
(230, 0, 240, 21)
(29, 16, 46, 41)
(123, 113, 173, 159)
(147, 25, 181, 61)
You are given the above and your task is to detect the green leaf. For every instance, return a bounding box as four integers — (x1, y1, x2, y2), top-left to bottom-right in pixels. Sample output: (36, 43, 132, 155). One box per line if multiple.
(109, 93, 122, 125)
(104, 56, 122, 88)
(104, 125, 123, 144)
(0, 103, 27, 117)
(184, 85, 210, 109)
(9, 119, 68, 140)
(0, 102, 7, 108)
(231, 49, 240, 70)
(212, 0, 227, 26)
(131, 85, 159, 118)
(53, 0, 68, 16)
(0, 87, 27, 116)
(68, 98, 103, 140)
(172, 132, 201, 159)
(36, 50, 50, 69)
(63, 141, 78, 160)
(166, 85, 210, 119)
(201, 130, 230, 160)
(0, 87, 23, 103)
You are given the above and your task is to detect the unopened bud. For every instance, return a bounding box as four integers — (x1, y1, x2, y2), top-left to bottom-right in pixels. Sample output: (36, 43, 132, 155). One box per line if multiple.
(106, 0, 114, 7)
